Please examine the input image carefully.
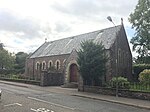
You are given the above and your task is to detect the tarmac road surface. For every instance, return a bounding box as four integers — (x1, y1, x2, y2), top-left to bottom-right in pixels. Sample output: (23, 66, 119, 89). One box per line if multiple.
(0, 83, 149, 112)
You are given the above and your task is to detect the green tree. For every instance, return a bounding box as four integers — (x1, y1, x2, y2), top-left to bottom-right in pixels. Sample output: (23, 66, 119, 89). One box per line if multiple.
(0, 43, 4, 49)
(134, 56, 150, 64)
(0, 48, 15, 69)
(129, 0, 150, 63)
(15, 52, 28, 69)
(77, 41, 107, 86)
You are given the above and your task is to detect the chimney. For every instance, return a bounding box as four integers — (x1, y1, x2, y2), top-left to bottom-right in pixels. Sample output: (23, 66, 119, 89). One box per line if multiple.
(45, 38, 47, 42)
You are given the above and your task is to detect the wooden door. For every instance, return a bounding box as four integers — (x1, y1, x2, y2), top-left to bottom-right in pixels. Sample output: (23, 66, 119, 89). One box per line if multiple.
(70, 64, 77, 82)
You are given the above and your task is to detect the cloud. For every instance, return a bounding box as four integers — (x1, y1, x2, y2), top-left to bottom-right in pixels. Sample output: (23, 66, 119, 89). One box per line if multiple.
(0, 0, 138, 55)
(1, 34, 44, 53)
(51, 0, 101, 21)
(0, 9, 41, 39)
(54, 22, 72, 32)
(52, 0, 98, 17)
(51, 0, 138, 21)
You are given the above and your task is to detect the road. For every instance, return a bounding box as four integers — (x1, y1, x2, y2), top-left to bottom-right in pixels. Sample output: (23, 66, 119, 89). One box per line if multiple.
(0, 83, 149, 112)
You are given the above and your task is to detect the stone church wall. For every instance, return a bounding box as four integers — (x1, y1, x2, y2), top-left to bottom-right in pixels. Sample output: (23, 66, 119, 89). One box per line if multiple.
(40, 71, 63, 86)
(25, 54, 69, 81)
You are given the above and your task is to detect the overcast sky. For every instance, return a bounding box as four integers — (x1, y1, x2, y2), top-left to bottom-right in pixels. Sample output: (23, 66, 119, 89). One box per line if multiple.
(0, 0, 138, 54)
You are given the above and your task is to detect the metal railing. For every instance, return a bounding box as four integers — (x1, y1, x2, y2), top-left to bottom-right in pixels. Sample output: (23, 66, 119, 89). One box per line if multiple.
(130, 82, 150, 92)
(109, 82, 150, 92)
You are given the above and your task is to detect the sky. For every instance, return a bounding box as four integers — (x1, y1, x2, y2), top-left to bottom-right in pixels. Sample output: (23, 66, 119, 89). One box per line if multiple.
(0, 0, 138, 55)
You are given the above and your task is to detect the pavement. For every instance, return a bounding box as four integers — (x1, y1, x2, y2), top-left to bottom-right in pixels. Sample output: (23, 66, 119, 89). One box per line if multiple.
(0, 80, 150, 110)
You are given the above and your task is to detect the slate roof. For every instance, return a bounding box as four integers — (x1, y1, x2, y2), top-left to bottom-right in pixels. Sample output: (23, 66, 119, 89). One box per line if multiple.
(30, 25, 122, 58)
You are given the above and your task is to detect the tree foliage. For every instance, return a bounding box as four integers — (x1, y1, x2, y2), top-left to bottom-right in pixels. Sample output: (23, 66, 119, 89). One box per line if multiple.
(0, 43, 4, 49)
(139, 69, 150, 84)
(77, 41, 107, 86)
(133, 56, 150, 64)
(0, 48, 15, 69)
(129, 0, 150, 62)
(15, 52, 28, 69)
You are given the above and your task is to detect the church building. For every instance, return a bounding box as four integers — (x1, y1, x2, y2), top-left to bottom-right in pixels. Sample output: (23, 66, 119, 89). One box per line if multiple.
(25, 24, 132, 86)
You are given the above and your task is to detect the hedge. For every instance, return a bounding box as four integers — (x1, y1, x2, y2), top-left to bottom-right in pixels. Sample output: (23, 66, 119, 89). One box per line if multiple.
(133, 64, 150, 81)
(0, 77, 40, 85)
(0, 69, 24, 75)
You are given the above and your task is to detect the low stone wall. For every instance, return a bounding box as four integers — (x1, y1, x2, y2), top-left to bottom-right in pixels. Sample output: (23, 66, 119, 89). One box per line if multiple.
(40, 71, 63, 86)
(78, 85, 150, 100)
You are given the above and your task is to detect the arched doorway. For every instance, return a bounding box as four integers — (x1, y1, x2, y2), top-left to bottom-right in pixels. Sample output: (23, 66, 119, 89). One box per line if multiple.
(70, 64, 78, 82)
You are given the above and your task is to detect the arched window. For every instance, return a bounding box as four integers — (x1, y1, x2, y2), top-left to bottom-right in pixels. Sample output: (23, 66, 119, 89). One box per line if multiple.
(56, 61, 59, 70)
(122, 51, 124, 66)
(36, 62, 40, 70)
(126, 52, 129, 67)
(118, 49, 121, 64)
(55, 60, 60, 70)
(48, 60, 53, 68)
(42, 61, 46, 70)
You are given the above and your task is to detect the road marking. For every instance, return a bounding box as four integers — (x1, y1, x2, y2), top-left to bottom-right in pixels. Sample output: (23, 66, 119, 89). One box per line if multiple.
(33, 94, 54, 97)
(28, 97, 75, 110)
(31, 108, 52, 112)
(31, 108, 37, 111)
(15, 103, 22, 106)
(4, 103, 22, 107)
(41, 94, 54, 96)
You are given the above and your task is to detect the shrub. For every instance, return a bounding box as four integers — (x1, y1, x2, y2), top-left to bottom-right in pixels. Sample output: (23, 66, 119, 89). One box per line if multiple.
(12, 74, 19, 79)
(0, 69, 25, 75)
(109, 76, 130, 89)
(133, 64, 150, 81)
(139, 69, 150, 84)
(17, 74, 27, 79)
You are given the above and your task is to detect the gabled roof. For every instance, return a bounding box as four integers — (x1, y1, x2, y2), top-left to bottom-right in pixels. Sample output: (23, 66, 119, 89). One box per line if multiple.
(30, 25, 122, 58)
